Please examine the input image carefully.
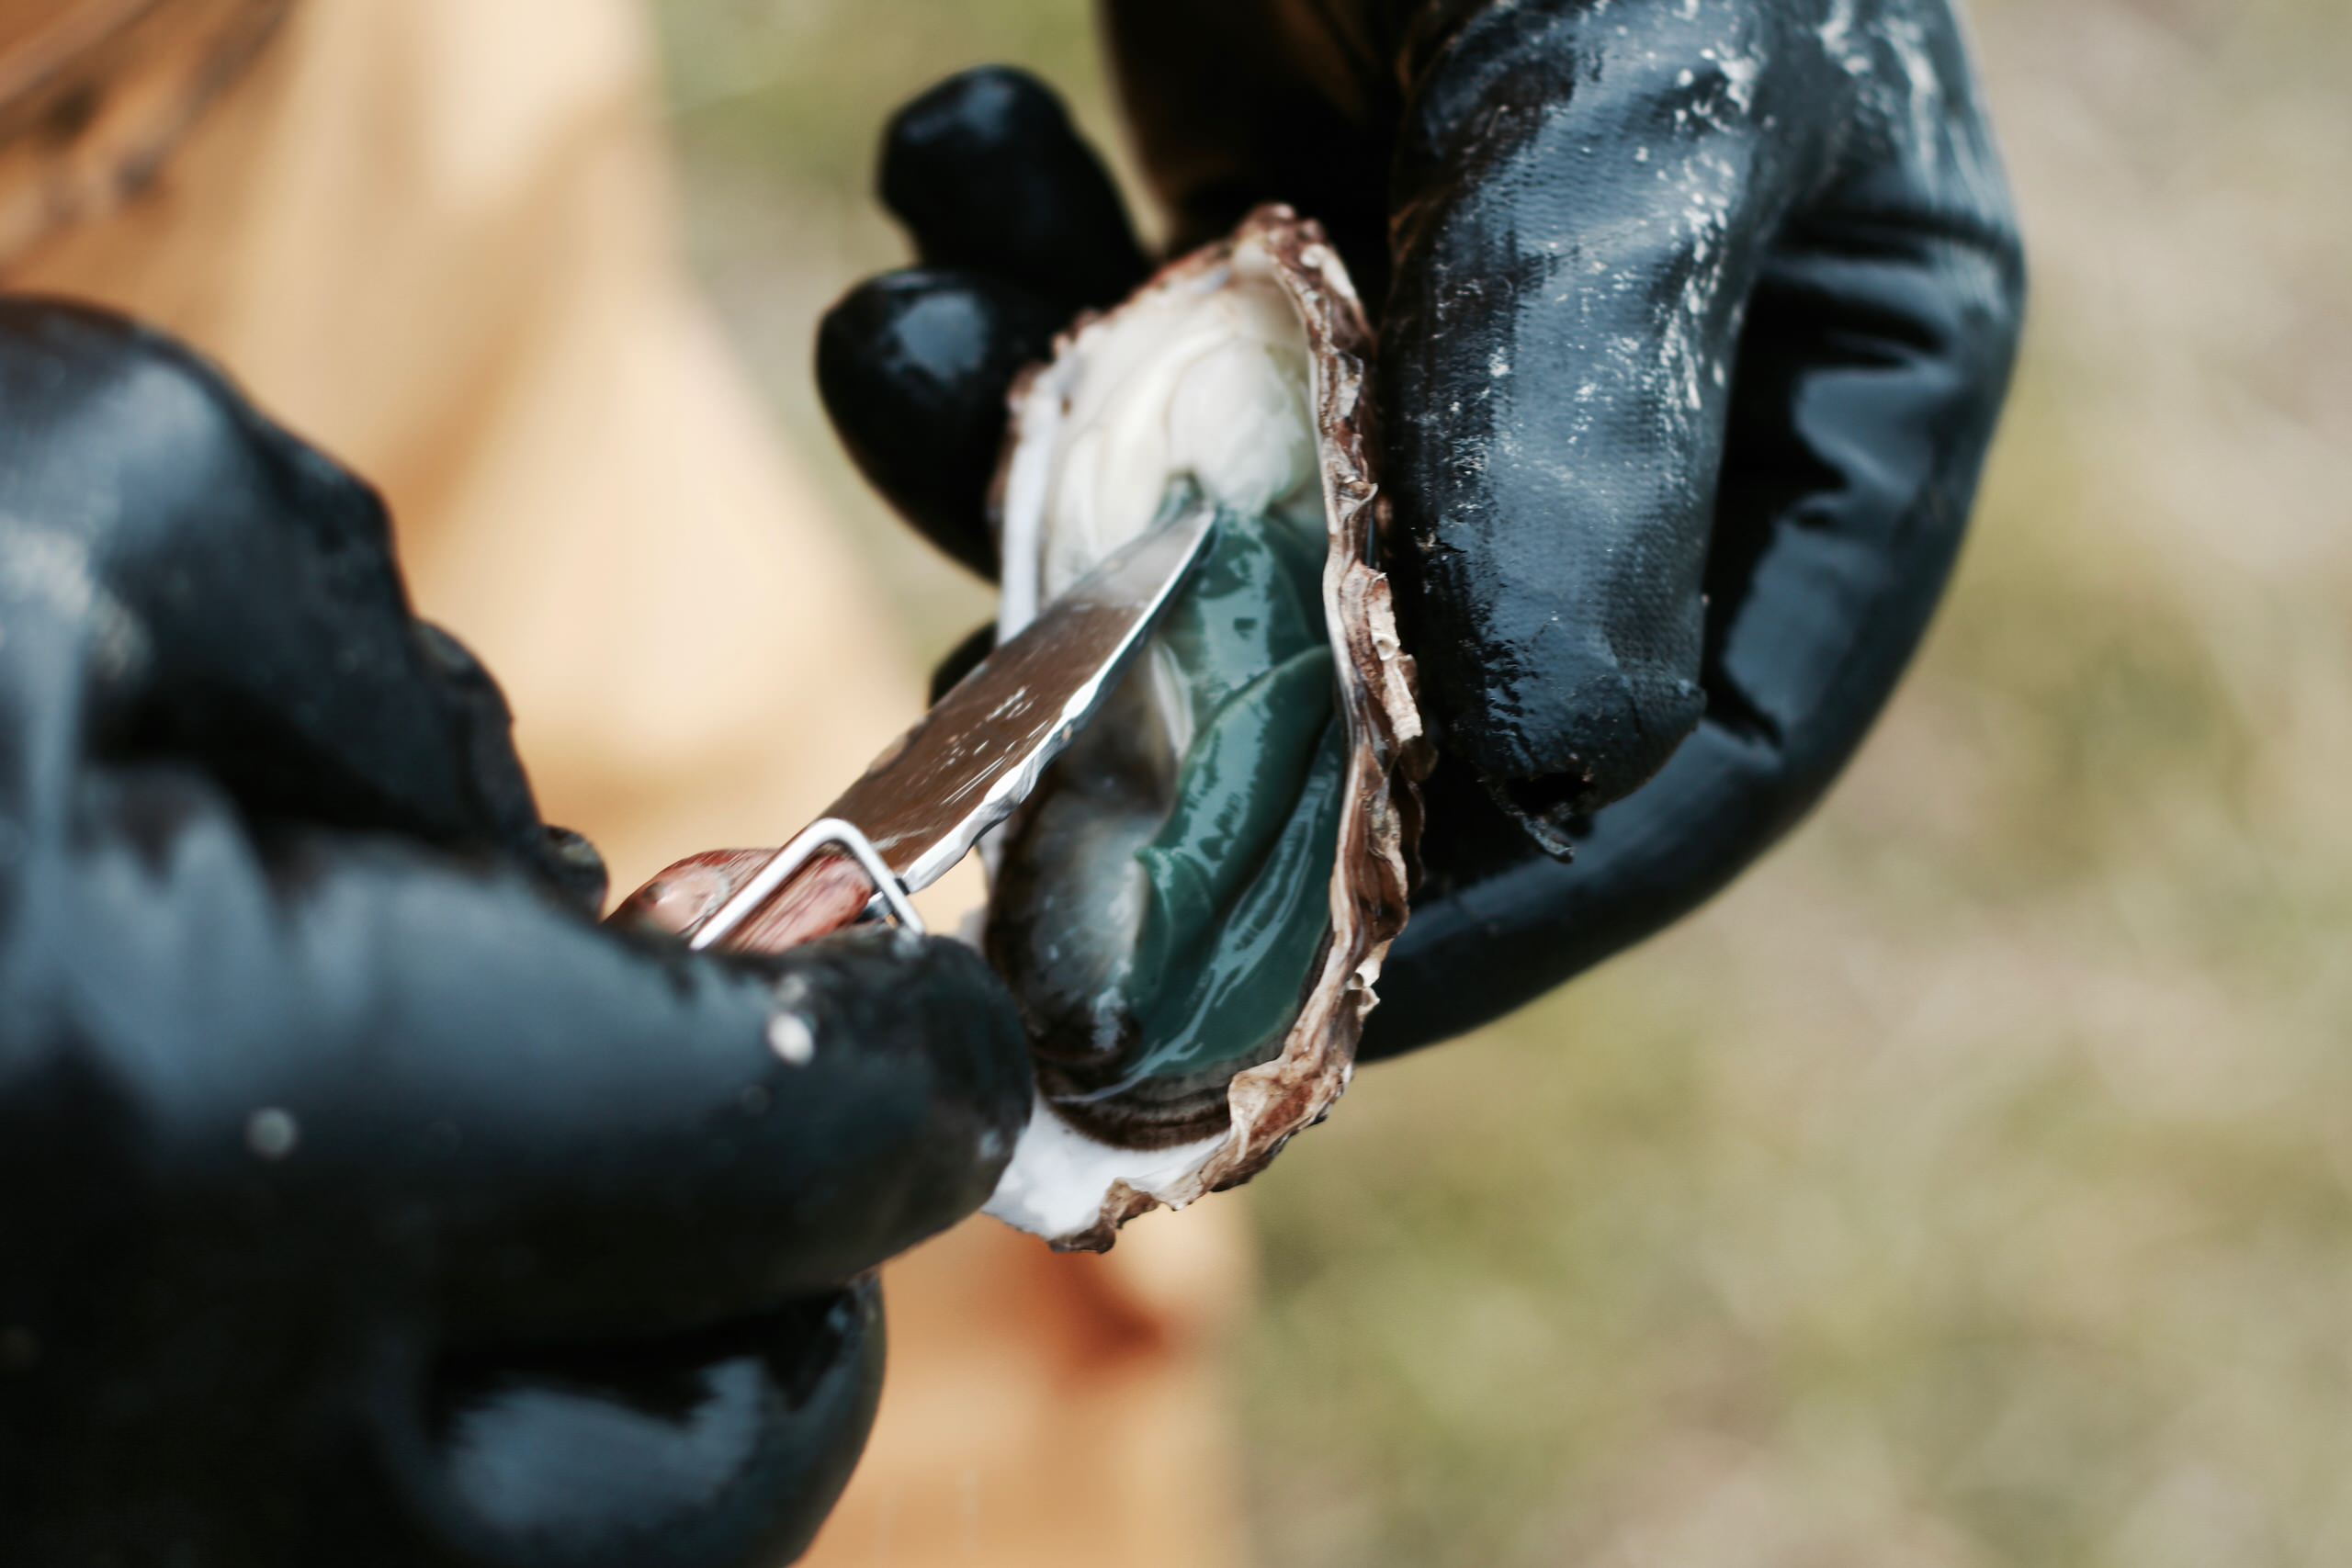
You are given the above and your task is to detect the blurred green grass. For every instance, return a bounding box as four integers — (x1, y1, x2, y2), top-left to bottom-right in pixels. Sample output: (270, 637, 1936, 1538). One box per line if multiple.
(650, 2, 2352, 1562)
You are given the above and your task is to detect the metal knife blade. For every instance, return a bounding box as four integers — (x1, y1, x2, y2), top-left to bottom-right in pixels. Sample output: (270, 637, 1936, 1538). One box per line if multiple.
(833, 498, 1216, 894)
(615, 499, 1218, 954)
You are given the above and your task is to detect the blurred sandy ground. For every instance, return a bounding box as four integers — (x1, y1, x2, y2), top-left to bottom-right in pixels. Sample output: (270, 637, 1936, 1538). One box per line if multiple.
(650, 2, 2352, 1563)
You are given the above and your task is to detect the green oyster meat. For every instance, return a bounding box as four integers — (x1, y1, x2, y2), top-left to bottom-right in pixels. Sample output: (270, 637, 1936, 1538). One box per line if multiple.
(986, 493, 1342, 1131)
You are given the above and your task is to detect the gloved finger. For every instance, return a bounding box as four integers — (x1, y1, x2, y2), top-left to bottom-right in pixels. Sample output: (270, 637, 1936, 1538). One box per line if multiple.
(1365, 9, 2026, 1056)
(0, 301, 571, 886)
(53, 768, 1032, 1344)
(1098, 0, 1395, 284)
(409, 620, 609, 905)
(817, 269, 1062, 578)
(928, 621, 996, 705)
(1384, 5, 1842, 847)
(879, 65, 1147, 313)
(415, 1283, 883, 1568)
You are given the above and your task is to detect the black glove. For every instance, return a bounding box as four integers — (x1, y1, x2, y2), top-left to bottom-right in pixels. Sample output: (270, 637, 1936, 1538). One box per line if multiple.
(0, 301, 1032, 1568)
(815, 1, 2024, 1055)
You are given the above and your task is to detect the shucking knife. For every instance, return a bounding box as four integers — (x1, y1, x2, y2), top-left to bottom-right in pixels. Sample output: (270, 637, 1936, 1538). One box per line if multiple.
(611, 500, 1217, 953)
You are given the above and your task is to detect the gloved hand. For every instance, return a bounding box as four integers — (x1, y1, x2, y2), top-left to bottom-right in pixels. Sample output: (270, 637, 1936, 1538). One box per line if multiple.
(0, 301, 1032, 1568)
(816, 0, 2025, 1055)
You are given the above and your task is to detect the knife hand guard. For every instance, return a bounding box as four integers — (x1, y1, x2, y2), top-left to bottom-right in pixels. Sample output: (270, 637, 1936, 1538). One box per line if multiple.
(613, 819, 924, 954)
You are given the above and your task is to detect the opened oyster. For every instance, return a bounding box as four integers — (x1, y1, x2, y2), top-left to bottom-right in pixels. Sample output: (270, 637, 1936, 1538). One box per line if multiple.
(980, 208, 1427, 1251)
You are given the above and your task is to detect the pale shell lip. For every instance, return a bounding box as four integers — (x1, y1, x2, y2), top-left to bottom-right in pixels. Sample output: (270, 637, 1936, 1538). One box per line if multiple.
(982, 206, 1429, 1253)
(984, 1101, 1223, 1241)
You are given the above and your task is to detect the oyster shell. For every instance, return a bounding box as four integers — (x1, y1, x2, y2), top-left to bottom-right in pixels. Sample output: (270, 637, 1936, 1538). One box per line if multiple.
(981, 207, 1427, 1251)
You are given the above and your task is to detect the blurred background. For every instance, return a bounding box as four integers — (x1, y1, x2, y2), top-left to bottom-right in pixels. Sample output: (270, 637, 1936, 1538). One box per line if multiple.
(651, 3, 2351, 1564)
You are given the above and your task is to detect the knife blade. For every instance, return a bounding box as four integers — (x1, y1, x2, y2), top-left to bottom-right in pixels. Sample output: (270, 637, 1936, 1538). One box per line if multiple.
(612, 499, 1218, 953)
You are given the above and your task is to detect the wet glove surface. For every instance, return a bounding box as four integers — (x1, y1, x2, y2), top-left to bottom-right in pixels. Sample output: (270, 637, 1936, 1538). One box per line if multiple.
(817, 1, 2024, 1055)
(0, 301, 1033, 1568)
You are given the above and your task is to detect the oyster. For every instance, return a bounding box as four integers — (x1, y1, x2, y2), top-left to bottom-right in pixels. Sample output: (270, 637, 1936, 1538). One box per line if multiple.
(981, 207, 1427, 1251)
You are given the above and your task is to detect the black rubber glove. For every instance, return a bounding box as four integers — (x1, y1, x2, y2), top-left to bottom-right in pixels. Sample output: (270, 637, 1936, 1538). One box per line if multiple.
(0, 301, 1033, 1568)
(816, 1, 2024, 1055)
